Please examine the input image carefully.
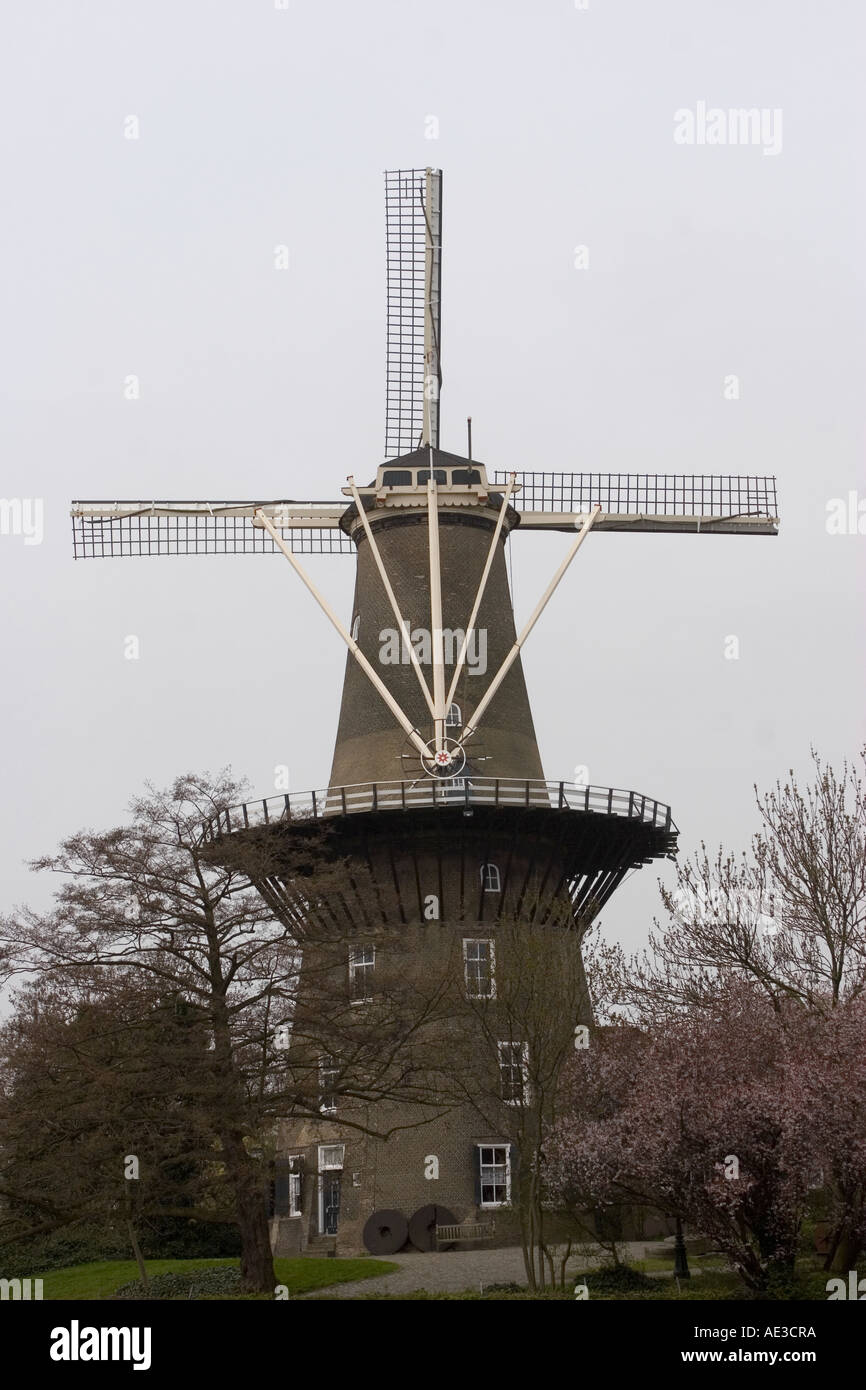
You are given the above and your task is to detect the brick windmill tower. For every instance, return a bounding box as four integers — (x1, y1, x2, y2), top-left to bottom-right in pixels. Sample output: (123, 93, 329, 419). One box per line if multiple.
(72, 168, 779, 1256)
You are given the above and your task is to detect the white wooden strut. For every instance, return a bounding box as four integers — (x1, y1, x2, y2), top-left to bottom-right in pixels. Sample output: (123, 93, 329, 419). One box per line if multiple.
(445, 473, 517, 713)
(427, 475, 447, 753)
(253, 509, 430, 761)
(347, 476, 435, 720)
(461, 504, 602, 745)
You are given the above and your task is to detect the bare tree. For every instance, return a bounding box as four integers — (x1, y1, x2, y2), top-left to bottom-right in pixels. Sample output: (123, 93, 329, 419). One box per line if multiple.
(0, 771, 462, 1292)
(608, 748, 866, 1021)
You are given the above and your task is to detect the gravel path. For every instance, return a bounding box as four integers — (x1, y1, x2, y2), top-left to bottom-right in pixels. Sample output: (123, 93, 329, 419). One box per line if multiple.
(303, 1241, 653, 1299)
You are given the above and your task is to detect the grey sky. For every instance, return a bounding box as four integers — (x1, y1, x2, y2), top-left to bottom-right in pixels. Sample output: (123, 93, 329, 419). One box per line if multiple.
(1, 0, 864, 952)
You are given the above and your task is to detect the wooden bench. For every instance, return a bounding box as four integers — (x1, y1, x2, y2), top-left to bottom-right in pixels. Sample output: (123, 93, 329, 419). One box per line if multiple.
(435, 1220, 496, 1248)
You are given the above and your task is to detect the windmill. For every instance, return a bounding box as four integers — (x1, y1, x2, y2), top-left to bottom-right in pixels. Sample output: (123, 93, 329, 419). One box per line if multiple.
(71, 167, 779, 1254)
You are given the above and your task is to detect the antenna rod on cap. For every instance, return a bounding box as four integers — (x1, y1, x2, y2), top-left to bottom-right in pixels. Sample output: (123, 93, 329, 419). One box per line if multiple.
(467, 416, 472, 460)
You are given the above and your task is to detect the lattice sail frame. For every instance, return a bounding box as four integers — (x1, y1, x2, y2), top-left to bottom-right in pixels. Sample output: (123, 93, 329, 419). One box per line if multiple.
(70, 472, 778, 557)
(384, 168, 442, 459)
(496, 472, 779, 533)
(70, 502, 353, 558)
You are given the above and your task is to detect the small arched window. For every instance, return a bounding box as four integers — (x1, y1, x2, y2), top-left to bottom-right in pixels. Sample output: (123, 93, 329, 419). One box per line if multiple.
(351, 614, 360, 641)
(481, 863, 501, 893)
(446, 702, 461, 728)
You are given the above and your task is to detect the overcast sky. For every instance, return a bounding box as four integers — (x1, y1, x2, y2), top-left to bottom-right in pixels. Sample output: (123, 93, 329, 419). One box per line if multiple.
(1, 0, 864, 955)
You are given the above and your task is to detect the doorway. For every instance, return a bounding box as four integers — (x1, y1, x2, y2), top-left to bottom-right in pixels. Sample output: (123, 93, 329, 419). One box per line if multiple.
(317, 1144, 345, 1236)
(322, 1173, 341, 1235)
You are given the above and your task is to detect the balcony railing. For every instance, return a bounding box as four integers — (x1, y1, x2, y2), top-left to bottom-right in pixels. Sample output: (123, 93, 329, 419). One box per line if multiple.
(202, 778, 676, 842)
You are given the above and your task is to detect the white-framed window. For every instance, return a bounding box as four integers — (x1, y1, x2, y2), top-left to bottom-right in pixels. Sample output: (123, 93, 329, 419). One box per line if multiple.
(445, 702, 461, 728)
(287, 1154, 302, 1217)
(271, 1155, 303, 1219)
(351, 614, 360, 641)
(481, 862, 501, 892)
(463, 938, 495, 999)
(498, 1041, 529, 1105)
(318, 1144, 345, 1170)
(319, 1055, 338, 1114)
(477, 1144, 511, 1207)
(348, 945, 375, 1003)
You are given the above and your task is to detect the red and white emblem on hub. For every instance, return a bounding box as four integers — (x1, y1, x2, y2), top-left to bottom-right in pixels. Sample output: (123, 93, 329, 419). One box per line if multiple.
(420, 737, 467, 778)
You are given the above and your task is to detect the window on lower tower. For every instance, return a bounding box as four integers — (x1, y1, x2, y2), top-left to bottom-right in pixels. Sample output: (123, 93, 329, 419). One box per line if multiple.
(463, 938, 495, 999)
(351, 614, 360, 641)
(498, 1041, 528, 1105)
(271, 1155, 304, 1219)
(287, 1156, 302, 1216)
(318, 1144, 345, 1170)
(445, 702, 461, 728)
(319, 1055, 338, 1114)
(348, 945, 375, 1003)
(481, 863, 501, 892)
(476, 1144, 511, 1207)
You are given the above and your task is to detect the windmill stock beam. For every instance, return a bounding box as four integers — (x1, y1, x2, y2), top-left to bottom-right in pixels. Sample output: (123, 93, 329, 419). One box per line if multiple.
(516, 512, 779, 536)
(70, 500, 779, 547)
(71, 501, 347, 524)
(421, 167, 442, 449)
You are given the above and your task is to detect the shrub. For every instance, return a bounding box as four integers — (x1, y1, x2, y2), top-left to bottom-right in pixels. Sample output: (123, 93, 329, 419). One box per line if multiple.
(577, 1263, 654, 1293)
(114, 1266, 243, 1300)
(1, 1218, 241, 1279)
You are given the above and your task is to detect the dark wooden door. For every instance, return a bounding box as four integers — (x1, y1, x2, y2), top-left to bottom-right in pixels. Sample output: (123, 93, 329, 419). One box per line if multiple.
(323, 1174, 341, 1234)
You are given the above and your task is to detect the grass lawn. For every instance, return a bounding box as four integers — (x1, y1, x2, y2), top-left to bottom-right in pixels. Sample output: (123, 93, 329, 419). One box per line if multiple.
(40, 1256, 398, 1301)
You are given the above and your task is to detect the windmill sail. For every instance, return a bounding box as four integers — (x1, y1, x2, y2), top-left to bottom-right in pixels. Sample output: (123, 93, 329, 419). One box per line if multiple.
(384, 168, 442, 459)
(496, 470, 779, 535)
(71, 501, 352, 557)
